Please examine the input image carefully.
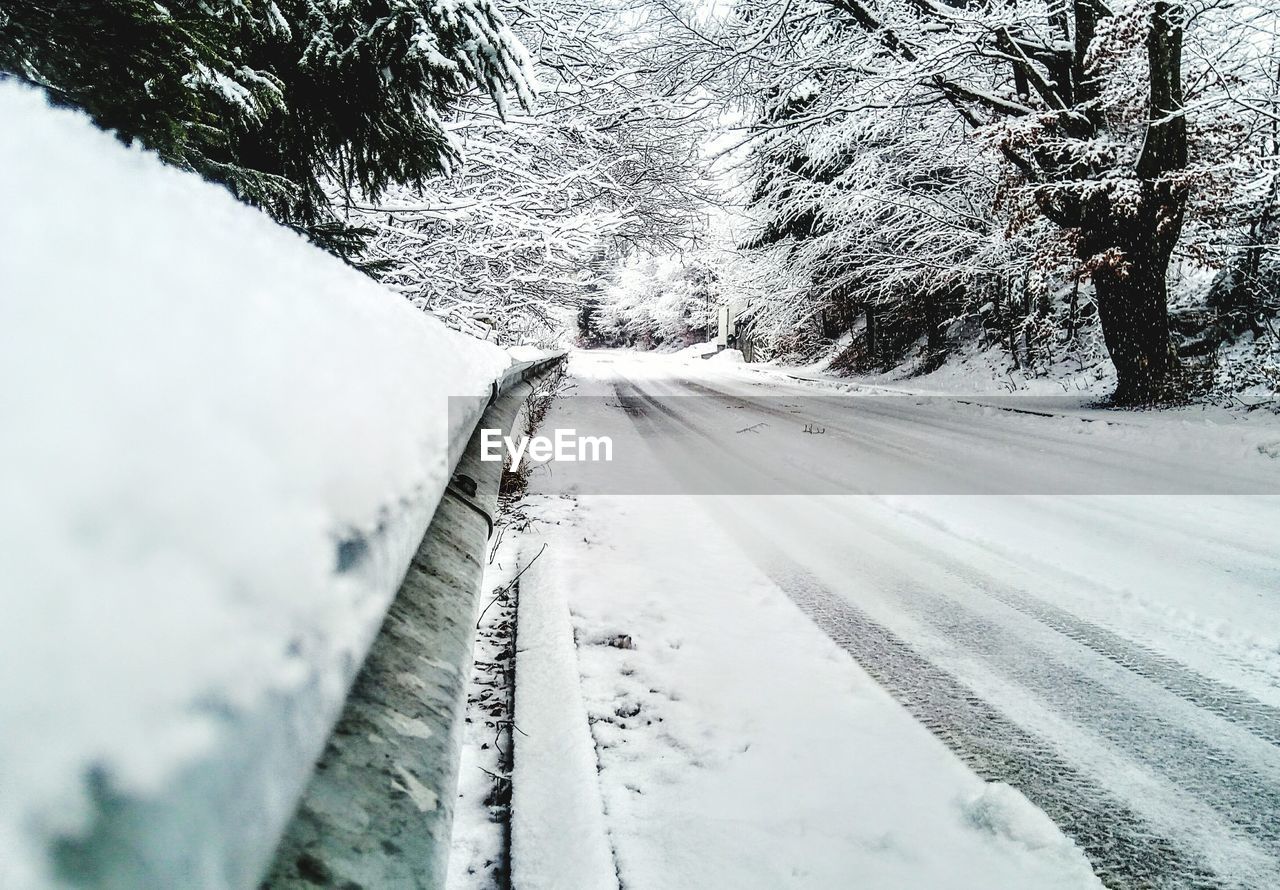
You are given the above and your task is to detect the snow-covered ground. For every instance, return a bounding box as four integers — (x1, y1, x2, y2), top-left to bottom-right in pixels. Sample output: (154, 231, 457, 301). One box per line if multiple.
(470, 348, 1280, 889)
(759, 317, 1277, 410)
(0, 83, 514, 888)
(447, 514, 525, 890)
(789, 343, 1114, 399)
(508, 496, 1102, 890)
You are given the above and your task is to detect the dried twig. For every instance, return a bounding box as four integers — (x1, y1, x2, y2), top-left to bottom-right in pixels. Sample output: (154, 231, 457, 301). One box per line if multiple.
(477, 765, 510, 782)
(476, 543, 548, 629)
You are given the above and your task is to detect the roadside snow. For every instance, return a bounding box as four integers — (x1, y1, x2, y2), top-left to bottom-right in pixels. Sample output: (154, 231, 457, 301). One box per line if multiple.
(511, 545, 620, 890)
(447, 523, 523, 890)
(510, 491, 1101, 889)
(0, 82, 509, 886)
(499, 351, 1104, 889)
(668, 341, 722, 361)
(705, 347, 745, 364)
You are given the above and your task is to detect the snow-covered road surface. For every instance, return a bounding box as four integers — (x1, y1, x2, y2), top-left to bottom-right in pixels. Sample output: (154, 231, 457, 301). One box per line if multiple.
(501, 349, 1280, 890)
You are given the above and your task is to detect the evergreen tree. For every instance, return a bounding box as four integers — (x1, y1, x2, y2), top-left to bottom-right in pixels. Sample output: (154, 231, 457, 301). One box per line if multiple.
(0, 0, 531, 257)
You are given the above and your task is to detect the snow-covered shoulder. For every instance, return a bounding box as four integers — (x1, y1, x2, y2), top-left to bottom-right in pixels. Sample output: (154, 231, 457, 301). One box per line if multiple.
(0, 82, 510, 886)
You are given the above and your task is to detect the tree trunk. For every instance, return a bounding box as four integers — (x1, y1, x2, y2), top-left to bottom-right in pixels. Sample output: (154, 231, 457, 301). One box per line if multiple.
(1093, 259, 1172, 403)
(1087, 1, 1187, 404)
(1067, 274, 1080, 340)
(865, 304, 877, 367)
(923, 291, 943, 359)
(1086, 191, 1182, 403)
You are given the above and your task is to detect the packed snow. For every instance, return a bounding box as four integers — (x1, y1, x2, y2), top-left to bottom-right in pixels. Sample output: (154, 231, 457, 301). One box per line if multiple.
(0, 82, 511, 888)
(510, 551, 620, 890)
(464, 349, 1280, 889)
(506, 494, 1102, 889)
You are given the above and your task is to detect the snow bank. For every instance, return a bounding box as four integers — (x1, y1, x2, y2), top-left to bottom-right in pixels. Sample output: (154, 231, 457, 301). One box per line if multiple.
(0, 82, 509, 887)
(669, 341, 721, 361)
(511, 551, 619, 890)
(706, 347, 745, 364)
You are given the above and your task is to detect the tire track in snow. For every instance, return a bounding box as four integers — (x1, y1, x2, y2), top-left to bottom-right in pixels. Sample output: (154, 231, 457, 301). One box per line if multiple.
(672, 377, 1280, 746)
(890, 578, 1280, 852)
(813, 495, 1280, 750)
(753, 558, 1224, 890)
(611, 377, 1277, 888)
(786, 498, 1280, 864)
(963, 576, 1280, 748)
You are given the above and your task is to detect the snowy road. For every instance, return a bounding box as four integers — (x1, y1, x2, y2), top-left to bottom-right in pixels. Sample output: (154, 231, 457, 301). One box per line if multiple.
(505, 350, 1280, 890)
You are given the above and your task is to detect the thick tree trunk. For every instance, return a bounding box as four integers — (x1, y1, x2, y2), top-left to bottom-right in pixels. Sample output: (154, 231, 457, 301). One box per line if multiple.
(1092, 247, 1174, 404)
(1080, 176, 1184, 404)
(1086, 1, 1187, 404)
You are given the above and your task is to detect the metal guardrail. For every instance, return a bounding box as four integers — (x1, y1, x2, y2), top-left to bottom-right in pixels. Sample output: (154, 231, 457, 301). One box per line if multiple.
(263, 353, 565, 889)
(40, 352, 565, 890)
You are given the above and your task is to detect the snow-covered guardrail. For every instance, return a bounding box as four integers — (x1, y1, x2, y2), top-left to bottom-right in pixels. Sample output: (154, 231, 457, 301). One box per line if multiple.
(265, 355, 564, 889)
(0, 81, 563, 889)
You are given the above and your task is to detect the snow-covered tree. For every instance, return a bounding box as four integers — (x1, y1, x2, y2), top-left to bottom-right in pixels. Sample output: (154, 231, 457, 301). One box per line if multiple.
(0, 0, 531, 256)
(590, 252, 727, 347)
(346, 0, 716, 342)
(661, 0, 1280, 400)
